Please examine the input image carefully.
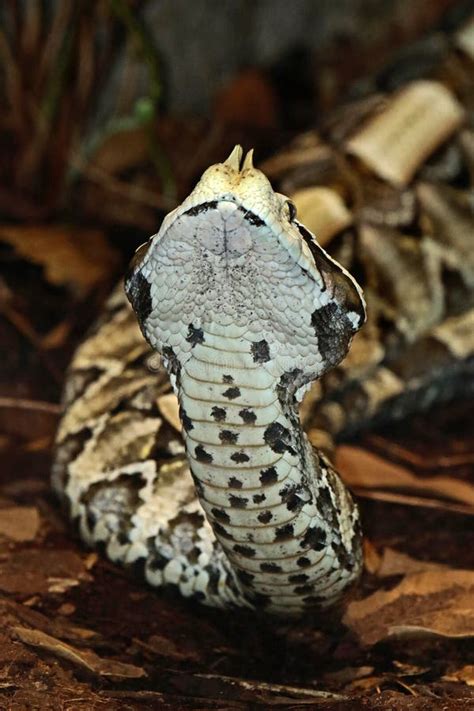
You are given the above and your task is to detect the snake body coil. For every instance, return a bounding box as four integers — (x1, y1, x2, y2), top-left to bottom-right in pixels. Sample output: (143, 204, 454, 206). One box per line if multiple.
(53, 52, 474, 614)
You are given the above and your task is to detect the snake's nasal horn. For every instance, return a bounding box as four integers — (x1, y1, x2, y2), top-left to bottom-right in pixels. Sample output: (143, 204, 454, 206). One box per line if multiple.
(223, 145, 254, 171)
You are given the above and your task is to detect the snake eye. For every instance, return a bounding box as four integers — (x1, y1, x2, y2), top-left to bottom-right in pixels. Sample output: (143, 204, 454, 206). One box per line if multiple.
(286, 200, 297, 222)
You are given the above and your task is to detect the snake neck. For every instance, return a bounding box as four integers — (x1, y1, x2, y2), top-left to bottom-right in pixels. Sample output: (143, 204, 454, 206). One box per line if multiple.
(172, 324, 362, 615)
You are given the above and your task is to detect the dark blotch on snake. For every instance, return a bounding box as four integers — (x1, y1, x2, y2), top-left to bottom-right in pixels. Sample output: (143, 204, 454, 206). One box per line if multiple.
(213, 522, 234, 540)
(274, 523, 294, 541)
(230, 451, 250, 463)
(279, 483, 304, 511)
(302, 526, 327, 551)
(289, 573, 309, 583)
(222, 374, 234, 384)
(310, 302, 353, 368)
(297, 556, 311, 568)
(260, 562, 282, 573)
(294, 584, 314, 594)
(237, 570, 255, 585)
(257, 510, 273, 523)
(186, 323, 205, 346)
(239, 408, 256, 424)
(194, 445, 213, 463)
(223, 387, 241, 400)
(229, 476, 243, 489)
(229, 495, 248, 508)
(251, 339, 270, 363)
(253, 493, 266, 504)
(260, 466, 278, 485)
(219, 430, 239, 444)
(332, 540, 356, 571)
(211, 508, 230, 524)
(205, 565, 221, 596)
(239, 206, 265, 227)
(124, 270, 152, 327)
(317, 485, 338, 530)
(162, 346, 181, 386)
(147, 552, 171, 572)
(185, 200, 218, 216)
(179, 405, 194, 432)
(233, 544, 256, 558)
(264, 423, 296, 455)
(211, 406, 227, 422)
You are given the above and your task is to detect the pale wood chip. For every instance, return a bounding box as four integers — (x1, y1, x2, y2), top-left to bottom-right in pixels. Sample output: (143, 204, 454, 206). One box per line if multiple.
(290, 186, 352, 245)
(157, 392, 181, 431)
(346, 81, 465, 186)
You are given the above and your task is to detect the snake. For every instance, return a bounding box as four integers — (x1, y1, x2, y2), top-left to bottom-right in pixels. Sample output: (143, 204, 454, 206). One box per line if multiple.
(53, 28, 474, 615)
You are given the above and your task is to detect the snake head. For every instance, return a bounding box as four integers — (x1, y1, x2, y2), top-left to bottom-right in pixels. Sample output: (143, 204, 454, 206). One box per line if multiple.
(126, 146, 365, 393)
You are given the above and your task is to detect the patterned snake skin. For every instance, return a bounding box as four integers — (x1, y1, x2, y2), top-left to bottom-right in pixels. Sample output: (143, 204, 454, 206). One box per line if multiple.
(53, 17, 474, 616)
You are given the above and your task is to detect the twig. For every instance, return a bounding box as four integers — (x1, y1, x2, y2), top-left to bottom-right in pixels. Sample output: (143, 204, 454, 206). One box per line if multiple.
(354, 487, 474, 516)
(367, 434, 474, 469)
(109, 0, 176, 199)
(0, 397, 62, 415)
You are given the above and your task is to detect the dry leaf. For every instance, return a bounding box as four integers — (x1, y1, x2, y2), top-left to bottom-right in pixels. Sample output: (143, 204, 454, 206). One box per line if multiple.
(343, 569, 474, 646)
(336, 446, 474, 508)
(290, 186, 352, 245)
(375, 548, 449, 578)
(322, 665, 374, 685)
(13, 627, 146, 678)
(0, 549, 91, 596)
(0, 506, 40, 542)
(40, 320, 71, 350)
(363, 538, 382, 575)
(443, 665, 474, 686)
(0, 225, 119, 295)
(134, 634, 200, 662)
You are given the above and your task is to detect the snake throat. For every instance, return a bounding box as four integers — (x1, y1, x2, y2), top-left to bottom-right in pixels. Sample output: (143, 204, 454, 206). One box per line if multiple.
(120, 147, 365, 614)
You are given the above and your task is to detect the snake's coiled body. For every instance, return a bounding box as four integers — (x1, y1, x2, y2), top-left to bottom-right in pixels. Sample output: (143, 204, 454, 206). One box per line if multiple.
(54, 30, 474, 614)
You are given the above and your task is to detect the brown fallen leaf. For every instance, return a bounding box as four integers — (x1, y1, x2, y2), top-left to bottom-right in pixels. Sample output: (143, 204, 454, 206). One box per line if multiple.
(375, 547, 449, 578)
(0, 225, 119, 295)
(322, 665, 375, 686)
(336, 445, 474, 509)
(2, 599, 98, 645)
(134, 634, 200, 663)
(0, 506, 40, 542)
(343, 569, 474, 646)
(442, 665, 474, 686)
(13, 627, 146, 679)
(0, 397, 62, 440)
(363, 538, 382, 575)
(0, 549, 91, 596)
